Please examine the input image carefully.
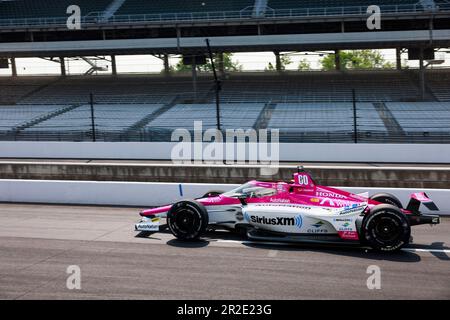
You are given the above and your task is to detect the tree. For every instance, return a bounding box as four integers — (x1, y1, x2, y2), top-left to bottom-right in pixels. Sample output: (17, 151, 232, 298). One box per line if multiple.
(171, 60, 191, 72)
(265, 54, 292, 71)
(172, 53, 242, 72)
(298, 58, 311, 71)
(320, 50, 395, 70)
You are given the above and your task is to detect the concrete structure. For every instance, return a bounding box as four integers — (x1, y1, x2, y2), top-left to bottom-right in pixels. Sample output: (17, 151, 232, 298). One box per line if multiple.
(1, 142, 449, 163)
(0, 161, 449, 189)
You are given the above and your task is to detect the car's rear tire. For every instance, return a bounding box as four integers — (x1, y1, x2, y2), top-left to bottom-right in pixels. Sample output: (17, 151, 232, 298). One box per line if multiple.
(167, 200, 209, 241)
(369, 193, 403, 208)
(201, 190, 224, 198)
(362, 204, 410, 252)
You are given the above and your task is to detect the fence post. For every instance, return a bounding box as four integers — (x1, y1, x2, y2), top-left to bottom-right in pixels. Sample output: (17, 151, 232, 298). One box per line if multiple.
(352, 89, 358, 143)
(89, 93, 96, 142)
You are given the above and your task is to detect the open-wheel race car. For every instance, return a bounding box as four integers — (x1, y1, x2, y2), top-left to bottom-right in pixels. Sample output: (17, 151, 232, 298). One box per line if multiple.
(135, 167, 441, 251)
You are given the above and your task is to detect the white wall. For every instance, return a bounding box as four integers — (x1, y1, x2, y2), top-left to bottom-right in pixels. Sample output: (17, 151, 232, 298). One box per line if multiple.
(0, 179, 448, 215)
(2, 30, 450, 55)
(1, 141, 450, 163)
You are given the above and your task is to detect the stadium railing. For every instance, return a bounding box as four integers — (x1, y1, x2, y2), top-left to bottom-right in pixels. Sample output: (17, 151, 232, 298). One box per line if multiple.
(1, 3, 449, 28)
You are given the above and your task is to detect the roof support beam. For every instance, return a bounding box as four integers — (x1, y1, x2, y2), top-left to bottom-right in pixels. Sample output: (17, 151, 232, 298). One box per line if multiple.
(10, 57, 17, 77)
(60, 56, 66, 76)
(111, 54, 117, 75)
(396, 47, 402, 70)
(335, 50, 341, 71)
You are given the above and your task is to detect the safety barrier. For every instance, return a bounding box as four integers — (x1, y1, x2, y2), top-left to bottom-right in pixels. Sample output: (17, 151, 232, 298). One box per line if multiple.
(0, 179, 449, 215)
(1, 141, 449, 163)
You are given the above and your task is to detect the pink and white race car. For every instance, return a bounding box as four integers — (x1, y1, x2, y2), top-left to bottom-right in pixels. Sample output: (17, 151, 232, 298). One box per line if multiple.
(135, 168, 440, 251)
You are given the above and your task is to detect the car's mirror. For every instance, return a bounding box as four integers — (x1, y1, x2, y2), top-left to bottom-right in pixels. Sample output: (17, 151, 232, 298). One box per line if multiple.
(237, 195, 248, 205)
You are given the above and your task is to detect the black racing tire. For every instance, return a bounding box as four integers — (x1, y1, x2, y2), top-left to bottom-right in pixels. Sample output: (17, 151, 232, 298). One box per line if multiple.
(234, 225, 249, 239)
(362, 204, 411, 252)
(201, 190, 224, 198)
(167, 200, 209, 241)
(369, 193, 403, 209)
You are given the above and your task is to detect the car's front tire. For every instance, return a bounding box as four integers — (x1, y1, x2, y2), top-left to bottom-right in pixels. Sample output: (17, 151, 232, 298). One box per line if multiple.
(167, 200, 209, 241)
(362, 204, 410, 252)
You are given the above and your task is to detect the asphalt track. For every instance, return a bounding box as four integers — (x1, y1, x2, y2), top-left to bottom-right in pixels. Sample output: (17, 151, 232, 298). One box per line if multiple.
(0, 203, 449, 300)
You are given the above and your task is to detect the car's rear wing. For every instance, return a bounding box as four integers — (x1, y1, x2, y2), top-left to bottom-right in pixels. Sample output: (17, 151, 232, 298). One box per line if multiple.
(406, 192, 439, 213)
(292, 166, 316, 191)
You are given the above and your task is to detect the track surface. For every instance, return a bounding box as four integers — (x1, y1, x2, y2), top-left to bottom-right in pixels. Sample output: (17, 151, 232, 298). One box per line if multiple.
(0, 203, 449, 300)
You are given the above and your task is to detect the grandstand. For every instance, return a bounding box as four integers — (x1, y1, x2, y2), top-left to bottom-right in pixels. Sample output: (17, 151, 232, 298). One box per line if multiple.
(0, 0, 449, 143)
(1, 0, 449, 29)
(268, 0, 421, 11)
(18, 104, 165, 141)
(267, 102, 387, 134)
(218, 71, 420, 103)
(385, 102, 450, 135)
(0, 76, 58, 104)
(17, 76, 211, 105)
(427, 69, 450, 101)
(0, 71, 426, 105)
(145, 103, 265, 130)
(0, 0, 445, 24)
(115, 0, 256, 16)
(0, 104, 67, 131)
(0, 0, 112, 19)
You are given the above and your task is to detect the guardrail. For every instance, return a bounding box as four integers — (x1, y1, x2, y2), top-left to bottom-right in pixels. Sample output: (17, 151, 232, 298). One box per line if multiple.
(0, 3, 449, 28)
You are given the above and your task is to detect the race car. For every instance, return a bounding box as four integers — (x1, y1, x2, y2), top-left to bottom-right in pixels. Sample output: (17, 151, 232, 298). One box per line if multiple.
(135, 167, 441, 251)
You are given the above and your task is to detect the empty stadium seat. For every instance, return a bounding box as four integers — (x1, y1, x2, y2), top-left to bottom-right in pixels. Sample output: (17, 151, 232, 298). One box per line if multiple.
(1, 72, 424, 106)
(267, 0, 420, 10)
(1, 70, 449, 143)
(427, 70, 450, 102)
(19, 75, 212, 105)
(0, 0, 432, 21)
(0, 104, 68, 131)
(22, 103, 162, 132)
(385, 102, 450, 133)
(264, 0, 425, 17)
(217, 71, 420, 103)
(145, 103, 265, 130)
(267, 102, 387, 142)
(0, 76, 58, 104)
(13, 104, 165, 141)
(115, 0, 255, 17)
(0, 0, 112, 20)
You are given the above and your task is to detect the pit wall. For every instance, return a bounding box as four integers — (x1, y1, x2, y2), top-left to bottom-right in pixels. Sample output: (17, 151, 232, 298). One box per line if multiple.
(0, 179, 448, 215)
(1, 161, 449, 188)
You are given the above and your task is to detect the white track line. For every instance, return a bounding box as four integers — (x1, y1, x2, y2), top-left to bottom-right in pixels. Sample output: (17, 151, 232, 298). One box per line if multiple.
(215, 239, 294, 246)
(267, 250, 278, 257)
(402, 248, 450, 254)
(215, 239, 450, 253)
